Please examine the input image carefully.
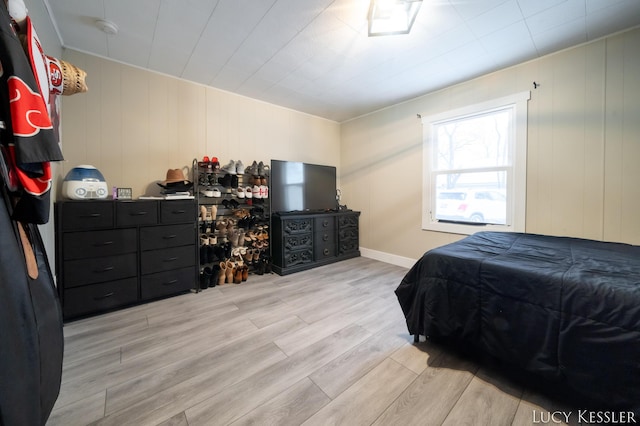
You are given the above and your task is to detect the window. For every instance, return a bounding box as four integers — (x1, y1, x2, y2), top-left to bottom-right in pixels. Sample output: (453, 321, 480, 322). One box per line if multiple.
(422, 92, 530, 234)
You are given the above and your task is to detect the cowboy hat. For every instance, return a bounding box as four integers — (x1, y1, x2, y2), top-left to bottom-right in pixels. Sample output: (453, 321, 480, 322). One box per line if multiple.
(157, 169, 193, 190)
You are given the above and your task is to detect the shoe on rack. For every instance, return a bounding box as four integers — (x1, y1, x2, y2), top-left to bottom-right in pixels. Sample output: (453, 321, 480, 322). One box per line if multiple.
(246, 161, 258, 176)
(218, 174, 232, 188)
(225, 260, 235, 283)
(237, 187, 245, 198)
(218, 261, 227, 285)
(207, 245, 216, 263)
(199, 245, 207, 265)
(211, 157, 220, 173)
(198, 156, 211, 170)
(244, 186, 252, 199)
(200, 267, 212, 290)
(222, 160, 236, 174)
(233, 266, 243, 284)
(242, 265, 248, 281)
(201, 188, 215, 197)
(212, 186, 222, 197)
(236, 160, 245, 174)
(210, 264, 221, 287)
(252, 184, 262, 199)
(257, 161, 270, 176)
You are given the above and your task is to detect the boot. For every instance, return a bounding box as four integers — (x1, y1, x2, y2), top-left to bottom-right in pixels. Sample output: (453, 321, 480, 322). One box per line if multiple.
(210, 264, 221, 287)
(218, 261, 227, 285)
(225, 260, 234, 283)
(234, 265, 243, 284)
(242, 265, 248, 281)
(200, 267, 212, 290)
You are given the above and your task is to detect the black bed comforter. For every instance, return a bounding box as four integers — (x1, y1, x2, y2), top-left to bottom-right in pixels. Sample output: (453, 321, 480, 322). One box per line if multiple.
(395, 231, 640, 410)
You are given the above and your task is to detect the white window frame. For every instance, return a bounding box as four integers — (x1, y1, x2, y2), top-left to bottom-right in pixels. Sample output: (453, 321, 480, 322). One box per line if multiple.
(422, 91, 530, 235)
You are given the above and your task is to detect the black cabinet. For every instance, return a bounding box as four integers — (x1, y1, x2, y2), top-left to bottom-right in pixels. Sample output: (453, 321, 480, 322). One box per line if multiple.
(271, 211, 360, 275)
(55, 200, 197, 320)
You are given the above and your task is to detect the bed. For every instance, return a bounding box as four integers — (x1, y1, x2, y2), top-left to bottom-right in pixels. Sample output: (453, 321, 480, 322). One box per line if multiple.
(395, 231, 640, 411)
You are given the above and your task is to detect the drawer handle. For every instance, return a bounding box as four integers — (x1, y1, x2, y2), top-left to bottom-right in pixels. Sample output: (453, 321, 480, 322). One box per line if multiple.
(94, 241, 114, 247)
(96, 266, 115, 273)
(131, 211, 148, 216)
(323, 248, 330, 255)
(82, 213, 102, 218)
(323, 220, 329, 227)
(163, 234, 178, 239)
(94, 292, 115, 301)
(163, 279, 178, 286)
(172, 210, 186, 214)
(164, 257, 178, 262)
(322, 234, 329, 241)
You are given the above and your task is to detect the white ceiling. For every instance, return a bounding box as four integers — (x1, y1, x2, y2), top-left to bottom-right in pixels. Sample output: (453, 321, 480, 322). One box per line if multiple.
(46, 0, 640, 122)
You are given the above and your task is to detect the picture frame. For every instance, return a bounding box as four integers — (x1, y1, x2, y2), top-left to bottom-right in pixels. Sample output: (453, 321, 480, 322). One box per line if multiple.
(116, 187, 132, 200)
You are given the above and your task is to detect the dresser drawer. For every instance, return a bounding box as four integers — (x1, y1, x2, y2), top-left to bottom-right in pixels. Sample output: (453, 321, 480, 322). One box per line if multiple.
(140, 245, 195, 275)
(63, 229, 137, 260)
(116, 201, 158, 227)
(314, 231, 335, 260)
(60, 202, 113, 231)
(141, 267, 195, 300)
(314, 216, 335, 232)
(140, 224, 195, 251)
(63, 253, 137, 288)
(160, 200, 196, 224)
(283, 249, 313, 268)
(283, 233, 313, 251)
(283, 218, 313, 235)
(339, 228, 359, 241)
(63, 278, 138, 318)
(338, 214, 359, 229)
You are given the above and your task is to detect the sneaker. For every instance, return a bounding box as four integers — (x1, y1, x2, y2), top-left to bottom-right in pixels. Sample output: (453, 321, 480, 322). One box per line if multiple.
(237, 187, 245, 198)
(222, 160, 236, 174)
(211, 157, 220, 173)
(252, 184, 262, 199)
(200, 188, 214, 197)
(218, 174, 232, 188)
(257, 161, 270, 176)
(245, 186, 252, 199)
(212, 186, 222, 197)
(246, 161, 258, 175)
(236, 160, 245, 174)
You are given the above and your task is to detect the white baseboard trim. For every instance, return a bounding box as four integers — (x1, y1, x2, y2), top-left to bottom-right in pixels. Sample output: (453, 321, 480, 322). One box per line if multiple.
(360, 247, 418, 269)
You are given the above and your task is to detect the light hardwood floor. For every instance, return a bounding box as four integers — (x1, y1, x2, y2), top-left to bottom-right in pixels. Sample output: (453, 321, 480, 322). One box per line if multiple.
(47, 257, 583, 426)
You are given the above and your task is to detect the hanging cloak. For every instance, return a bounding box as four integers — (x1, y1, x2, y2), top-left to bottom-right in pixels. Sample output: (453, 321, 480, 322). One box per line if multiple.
(0, 2, 64, 424)
(0, 1, 64, 224)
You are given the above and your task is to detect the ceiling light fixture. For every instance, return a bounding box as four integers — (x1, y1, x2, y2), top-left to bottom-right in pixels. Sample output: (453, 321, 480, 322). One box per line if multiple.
(367, 0, 422, 37)
(96, 19, 119, 36)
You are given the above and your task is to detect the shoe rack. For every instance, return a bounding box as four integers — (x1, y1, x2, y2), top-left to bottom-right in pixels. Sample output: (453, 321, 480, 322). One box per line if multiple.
(194, 157, 272, 290)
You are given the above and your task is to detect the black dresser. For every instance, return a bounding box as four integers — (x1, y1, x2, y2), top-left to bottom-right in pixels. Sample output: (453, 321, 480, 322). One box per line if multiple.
(55, 199, 197, 320)
(271, 210, 360, 275)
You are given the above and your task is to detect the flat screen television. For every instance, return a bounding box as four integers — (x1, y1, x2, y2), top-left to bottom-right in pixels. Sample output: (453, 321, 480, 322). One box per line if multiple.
(270, 160, 338, 213)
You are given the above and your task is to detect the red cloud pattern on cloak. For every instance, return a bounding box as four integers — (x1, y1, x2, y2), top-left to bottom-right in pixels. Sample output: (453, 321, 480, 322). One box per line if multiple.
(8, 75, 53, 137)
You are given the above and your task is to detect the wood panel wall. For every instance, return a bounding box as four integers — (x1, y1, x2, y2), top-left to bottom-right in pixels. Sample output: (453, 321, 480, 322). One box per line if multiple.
(341, 27, 640, 262)
(59, 50, 341, 198)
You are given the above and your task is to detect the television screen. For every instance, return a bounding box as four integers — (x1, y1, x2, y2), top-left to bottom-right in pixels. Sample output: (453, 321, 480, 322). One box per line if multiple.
(270, 160, 337, 213)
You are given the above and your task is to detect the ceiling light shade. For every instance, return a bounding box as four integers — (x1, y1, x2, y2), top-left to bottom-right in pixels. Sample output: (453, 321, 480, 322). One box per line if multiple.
(96, 19, 119, 35)
(368, 0, 422, 37)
